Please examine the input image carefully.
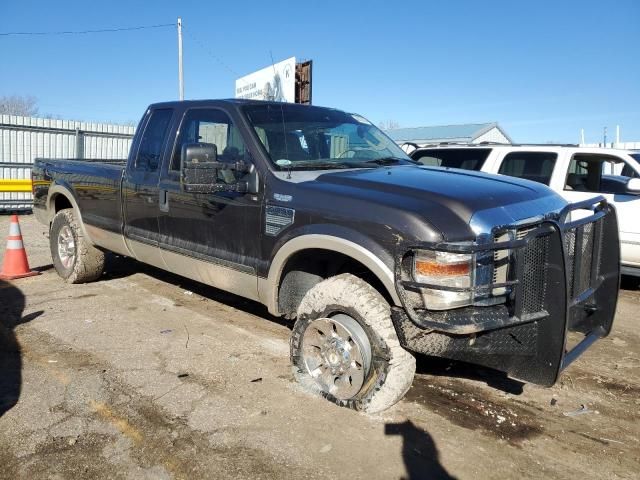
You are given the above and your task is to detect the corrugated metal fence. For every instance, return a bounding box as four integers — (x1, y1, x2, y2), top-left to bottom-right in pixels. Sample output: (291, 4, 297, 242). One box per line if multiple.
(0, 114, 135, 211)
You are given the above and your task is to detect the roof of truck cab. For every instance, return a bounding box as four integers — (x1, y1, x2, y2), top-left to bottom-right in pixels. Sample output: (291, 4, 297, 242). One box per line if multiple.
(146, 99, 341, 110)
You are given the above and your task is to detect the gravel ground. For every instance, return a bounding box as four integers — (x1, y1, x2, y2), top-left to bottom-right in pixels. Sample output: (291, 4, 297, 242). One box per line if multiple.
(0, 213, 639, 480)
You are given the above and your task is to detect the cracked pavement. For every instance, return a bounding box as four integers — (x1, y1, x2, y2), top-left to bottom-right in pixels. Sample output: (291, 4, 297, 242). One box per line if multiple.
(1, 214, 639, 479)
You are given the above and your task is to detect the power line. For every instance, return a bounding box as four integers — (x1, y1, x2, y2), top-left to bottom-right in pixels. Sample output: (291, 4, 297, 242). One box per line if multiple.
(0, 23, 176, 37)
(181, 26, 240, 78)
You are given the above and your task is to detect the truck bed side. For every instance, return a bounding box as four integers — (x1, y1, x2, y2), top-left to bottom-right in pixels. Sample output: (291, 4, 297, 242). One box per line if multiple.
(33, 158, 125, 239)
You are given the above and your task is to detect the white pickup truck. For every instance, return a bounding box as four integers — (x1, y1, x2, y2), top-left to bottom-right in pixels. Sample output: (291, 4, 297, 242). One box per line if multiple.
(408, 145, 640, 276)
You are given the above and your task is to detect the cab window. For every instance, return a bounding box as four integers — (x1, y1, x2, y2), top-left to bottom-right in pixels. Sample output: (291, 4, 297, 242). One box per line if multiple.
(171, 109, 247, 183)
(498, 152, 557, 185)
(565, 154, 635, 194)
(411, 148, 491, 170)
(134, 109, 173, 172)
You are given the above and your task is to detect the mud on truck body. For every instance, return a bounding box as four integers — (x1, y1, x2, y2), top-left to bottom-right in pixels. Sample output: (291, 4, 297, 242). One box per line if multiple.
(32, 100, 620, 412)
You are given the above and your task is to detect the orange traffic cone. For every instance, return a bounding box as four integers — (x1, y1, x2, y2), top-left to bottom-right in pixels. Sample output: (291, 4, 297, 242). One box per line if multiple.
(0, 215, 41, 280)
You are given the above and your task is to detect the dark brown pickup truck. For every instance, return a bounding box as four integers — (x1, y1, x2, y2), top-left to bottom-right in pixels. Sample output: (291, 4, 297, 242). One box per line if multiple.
(32, 99, 620, 412)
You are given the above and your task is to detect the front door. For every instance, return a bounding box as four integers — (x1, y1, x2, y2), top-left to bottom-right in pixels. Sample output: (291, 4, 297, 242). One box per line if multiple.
(560, 153, 640, 267)
(157, 107, 262, 298)
(122, 108, 174, 266)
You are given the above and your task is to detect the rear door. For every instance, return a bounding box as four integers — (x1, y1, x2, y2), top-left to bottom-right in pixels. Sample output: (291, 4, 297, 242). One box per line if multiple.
(557, 152, 640, 267)
(122, 108, 174, 266)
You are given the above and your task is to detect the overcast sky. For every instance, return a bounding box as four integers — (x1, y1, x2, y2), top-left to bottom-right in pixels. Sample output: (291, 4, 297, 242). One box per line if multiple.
(1, 0, 639, 143)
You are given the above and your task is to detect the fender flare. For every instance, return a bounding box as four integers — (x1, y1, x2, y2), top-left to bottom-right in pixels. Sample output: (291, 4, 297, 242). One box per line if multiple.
(260, 234, 400, 316)
(46, 184, 94, 245)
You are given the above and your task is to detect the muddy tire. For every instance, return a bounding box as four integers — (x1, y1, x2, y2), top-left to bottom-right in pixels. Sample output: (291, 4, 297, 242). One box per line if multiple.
(50, 209, 105, 284)
(291, 273, 416, 413)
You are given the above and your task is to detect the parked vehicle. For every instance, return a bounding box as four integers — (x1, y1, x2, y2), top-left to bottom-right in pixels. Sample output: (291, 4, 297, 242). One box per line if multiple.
(32, 101, 620, 412)
(409, 144, 640, 277)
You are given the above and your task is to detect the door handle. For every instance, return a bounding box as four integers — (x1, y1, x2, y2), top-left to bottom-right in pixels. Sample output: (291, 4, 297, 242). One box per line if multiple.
(159, 189, 170, 213)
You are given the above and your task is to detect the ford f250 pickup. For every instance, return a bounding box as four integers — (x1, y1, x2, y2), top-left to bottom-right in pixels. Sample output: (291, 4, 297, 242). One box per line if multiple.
(32, 100, 620, 412)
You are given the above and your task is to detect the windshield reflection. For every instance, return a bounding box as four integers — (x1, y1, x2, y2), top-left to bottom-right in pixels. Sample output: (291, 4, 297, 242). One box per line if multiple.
(243, 103, 415, 170)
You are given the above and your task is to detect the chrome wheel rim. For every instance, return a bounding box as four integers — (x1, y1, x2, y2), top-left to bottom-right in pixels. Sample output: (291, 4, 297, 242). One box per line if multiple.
(57, 225, 76, 269)
(301, 314, 372, 400)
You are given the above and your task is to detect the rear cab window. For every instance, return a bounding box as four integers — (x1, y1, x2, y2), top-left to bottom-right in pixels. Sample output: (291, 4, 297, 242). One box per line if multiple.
(134, 109, 173, 173)
(497, 151, 557, 185)
(411, 148, 491, 171)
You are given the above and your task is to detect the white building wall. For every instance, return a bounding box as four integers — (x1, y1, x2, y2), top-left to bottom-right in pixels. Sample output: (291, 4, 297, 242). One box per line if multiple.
(473, 127, 510, 144)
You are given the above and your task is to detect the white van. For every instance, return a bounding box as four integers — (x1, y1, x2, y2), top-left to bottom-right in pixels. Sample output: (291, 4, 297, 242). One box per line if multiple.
(409, 144, 640, 276)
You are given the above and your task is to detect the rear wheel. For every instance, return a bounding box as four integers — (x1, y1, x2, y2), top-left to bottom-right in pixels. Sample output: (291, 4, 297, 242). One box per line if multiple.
(290, 273, 416, 413)
(50, 209, 105, 283)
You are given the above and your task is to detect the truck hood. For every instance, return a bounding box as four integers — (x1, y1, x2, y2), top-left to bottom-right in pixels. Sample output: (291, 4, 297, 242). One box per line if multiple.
(304, 165, 566, 241)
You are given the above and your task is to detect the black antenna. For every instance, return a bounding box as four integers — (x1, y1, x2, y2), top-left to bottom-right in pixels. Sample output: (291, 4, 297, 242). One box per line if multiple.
(270, 51, 292, 179)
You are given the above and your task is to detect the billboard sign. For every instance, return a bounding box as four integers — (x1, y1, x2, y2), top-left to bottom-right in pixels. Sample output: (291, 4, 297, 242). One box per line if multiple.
(235, 57, 296, 103)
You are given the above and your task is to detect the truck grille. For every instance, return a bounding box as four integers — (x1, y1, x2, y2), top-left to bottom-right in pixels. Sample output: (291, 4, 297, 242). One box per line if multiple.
(492, 217, 604, 317)
(521, 234, 549, 315)
(564, 220, 603, 298)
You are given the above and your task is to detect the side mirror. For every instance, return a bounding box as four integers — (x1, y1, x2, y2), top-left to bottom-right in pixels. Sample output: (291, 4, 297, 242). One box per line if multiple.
(626, 177, 640, 194)
(182, 143, 219, 191)
(182, 142, 217, 164)
(181, 142, 251, 193)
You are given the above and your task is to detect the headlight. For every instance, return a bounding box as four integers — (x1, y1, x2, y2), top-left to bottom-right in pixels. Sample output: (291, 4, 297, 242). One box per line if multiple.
(413, 250, 474, 310)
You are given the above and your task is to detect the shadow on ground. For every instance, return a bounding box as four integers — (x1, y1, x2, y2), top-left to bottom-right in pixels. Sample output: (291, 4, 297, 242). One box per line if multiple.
(620, 274, 639, 291)
(102, 254, 288, 326)
(414, 355, 525, 395)
(386, 420, 457, 480)
(0, 279, 33, 417)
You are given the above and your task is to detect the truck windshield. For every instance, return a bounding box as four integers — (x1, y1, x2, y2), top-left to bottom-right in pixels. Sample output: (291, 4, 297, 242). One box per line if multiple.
(243, 103, 415, 170)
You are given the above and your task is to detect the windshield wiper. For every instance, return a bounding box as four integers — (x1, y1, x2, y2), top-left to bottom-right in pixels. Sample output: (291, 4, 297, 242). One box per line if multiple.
(287, 161, 353, 170)
(360, 157, 417, 166)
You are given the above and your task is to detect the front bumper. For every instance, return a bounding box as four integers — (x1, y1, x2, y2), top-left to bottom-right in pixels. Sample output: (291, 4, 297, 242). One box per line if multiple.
(391, 196, 620, 386)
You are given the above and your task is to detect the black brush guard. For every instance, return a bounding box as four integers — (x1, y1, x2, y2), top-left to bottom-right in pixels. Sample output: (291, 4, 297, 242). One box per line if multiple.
(391, 197, 620, 386)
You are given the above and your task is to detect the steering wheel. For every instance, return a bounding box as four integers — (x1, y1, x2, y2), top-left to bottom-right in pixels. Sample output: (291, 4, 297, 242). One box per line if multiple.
(337, 148, 371, 159)
(337, 149, 356, 159)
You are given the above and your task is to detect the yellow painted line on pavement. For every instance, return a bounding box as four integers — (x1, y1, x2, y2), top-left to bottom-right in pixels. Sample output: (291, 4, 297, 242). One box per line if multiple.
(90, 400, 143, 444)
(90, 400, 183, 476)
(20, 348, 143, 445)
(17, 333, 187, 476)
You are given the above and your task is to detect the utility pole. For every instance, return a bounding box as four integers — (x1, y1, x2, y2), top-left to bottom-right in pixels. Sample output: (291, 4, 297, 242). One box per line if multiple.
(603, 126, 607, 148)
(178, 17, 184, 100)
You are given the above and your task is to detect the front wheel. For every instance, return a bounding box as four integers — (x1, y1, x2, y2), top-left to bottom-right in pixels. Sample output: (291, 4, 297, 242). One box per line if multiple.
(290, 273, 416, 413)
(50, 209, 105, 283)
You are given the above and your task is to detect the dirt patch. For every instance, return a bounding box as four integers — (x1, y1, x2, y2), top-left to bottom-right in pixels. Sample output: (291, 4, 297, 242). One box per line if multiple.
(27, 433, 121, 479)
(406, 376, 543, 446)
(10, 327, 317, 480)
(583, 376, 640, 397)
(0, 442, 20, 480)
(101, 398, 297, 480)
